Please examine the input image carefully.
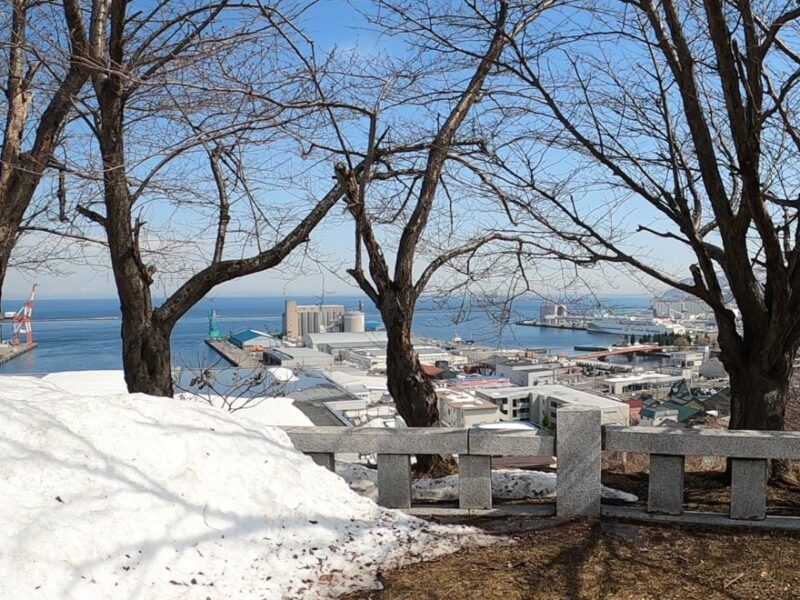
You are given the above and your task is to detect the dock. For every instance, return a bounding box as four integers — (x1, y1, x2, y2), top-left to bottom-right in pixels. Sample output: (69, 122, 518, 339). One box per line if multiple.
(0, 342, 38, 365)
(204, 338, 263, 367)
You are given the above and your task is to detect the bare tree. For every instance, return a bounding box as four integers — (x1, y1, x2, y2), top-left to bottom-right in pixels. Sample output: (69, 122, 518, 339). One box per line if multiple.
(486, 1, 800, 439)
(77, 0, 355, 396)
(0, 0, 103, 303)
(174, 360, 294, 412)
(326, 0, 554, 448)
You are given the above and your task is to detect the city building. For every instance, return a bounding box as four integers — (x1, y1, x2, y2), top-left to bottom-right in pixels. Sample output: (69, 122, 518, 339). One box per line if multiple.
(322, 369, 390, 403)
(651, 289, 710, 318)
(539, 302, 568, 320)
(282, 300, 345, 340)
(601, 371, 685, 395)
(476, 386, 537, 421)
(477, 384, 630, 426)
(303, 331, 388, 355)
(639, 406, 680, 426)
(229, 329, 280, 350)
(436, 389, 500, 428)
(699, 357, 728, 379)
(263, 346, 334, 369)
(493, 358, 558, 387)
(533, 385, 630, 426)
(623, 398, 644, 423)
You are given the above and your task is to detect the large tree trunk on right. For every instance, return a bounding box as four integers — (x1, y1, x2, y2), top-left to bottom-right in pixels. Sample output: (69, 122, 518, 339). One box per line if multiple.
(719, 319, 798, 483)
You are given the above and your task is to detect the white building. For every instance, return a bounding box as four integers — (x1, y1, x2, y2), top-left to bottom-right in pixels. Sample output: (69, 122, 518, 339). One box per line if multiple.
(539, 302, 568, 320)
(477, 384, 629, 426)
(651, 290, 710, 318)
(494, 360, 558, 387)
(475, 386, 538, 421)
(601, 371, 685, 395)
(437, 389, 501, 428)
(533, 384, 629, 426)
(304, 331, 388, 354)
(263, 347, 334, 369)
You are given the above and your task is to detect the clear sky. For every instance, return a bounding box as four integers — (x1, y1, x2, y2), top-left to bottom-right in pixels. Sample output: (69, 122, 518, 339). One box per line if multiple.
(3, 0, 694, 302)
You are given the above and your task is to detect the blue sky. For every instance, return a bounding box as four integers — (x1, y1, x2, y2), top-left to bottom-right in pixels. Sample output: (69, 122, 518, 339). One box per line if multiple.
(3, 0, 695, 302)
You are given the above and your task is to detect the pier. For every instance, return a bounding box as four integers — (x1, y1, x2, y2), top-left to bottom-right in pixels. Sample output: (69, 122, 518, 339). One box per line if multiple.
(204, 338, 263, 367)
(0, 343, 38, 366)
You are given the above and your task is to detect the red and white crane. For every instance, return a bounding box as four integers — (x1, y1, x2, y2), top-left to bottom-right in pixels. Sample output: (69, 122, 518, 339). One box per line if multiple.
(6, 284, 37, 346)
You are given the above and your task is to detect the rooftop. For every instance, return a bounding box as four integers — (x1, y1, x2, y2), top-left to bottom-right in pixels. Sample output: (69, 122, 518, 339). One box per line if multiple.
(229, 329, 274, 343)
(267, 347, 333, 359)
(603, 372, 685, 384)
(533, 384, 624, 408)
(437, 390, 497, 411)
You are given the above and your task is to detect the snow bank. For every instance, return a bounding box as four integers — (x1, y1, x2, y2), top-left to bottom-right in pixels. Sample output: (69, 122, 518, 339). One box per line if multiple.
(44, 369, 312, 426)
(43, 370, 127, 396)
(338, 463, 638, 503)
(0, 376, 492, 599)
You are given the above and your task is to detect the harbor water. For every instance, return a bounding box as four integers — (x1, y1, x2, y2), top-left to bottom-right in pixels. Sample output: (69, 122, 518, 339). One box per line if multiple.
(0, 295, 650, 374)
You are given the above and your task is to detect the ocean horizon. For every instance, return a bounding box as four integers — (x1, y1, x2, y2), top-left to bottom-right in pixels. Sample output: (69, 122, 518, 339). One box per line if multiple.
(0, 294, 651, 375)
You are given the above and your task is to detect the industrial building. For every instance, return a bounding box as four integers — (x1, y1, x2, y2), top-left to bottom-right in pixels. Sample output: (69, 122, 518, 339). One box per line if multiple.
(283, 300, 361, 340)
(228, 329, 280, 350)
(304, 331, 388, 356)
(263, 346, 334, 369)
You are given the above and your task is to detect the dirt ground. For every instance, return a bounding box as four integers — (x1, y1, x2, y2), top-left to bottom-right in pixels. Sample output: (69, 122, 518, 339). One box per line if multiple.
(601, 471, 800, 515)
(343, 517, 800, 600)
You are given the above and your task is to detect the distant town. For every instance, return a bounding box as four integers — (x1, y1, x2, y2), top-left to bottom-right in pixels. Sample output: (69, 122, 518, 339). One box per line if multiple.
(197, 292, 731, 436)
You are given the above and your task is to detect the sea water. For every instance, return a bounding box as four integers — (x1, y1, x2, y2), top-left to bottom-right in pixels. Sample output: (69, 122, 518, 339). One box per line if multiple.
(0, 295, 649, 374)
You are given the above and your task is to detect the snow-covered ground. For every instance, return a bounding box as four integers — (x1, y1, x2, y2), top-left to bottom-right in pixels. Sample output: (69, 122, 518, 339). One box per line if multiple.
(0, 375, 493, 599)
(44, 370, 313, 426)
(338, 463, 638, 503)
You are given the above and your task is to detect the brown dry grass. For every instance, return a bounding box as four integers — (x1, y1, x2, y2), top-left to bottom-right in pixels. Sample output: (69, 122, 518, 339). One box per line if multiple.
(343, 518, 800, 600)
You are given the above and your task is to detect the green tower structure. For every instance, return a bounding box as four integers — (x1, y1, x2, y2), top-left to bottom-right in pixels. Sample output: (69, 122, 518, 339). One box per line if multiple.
(208, 310, 221, 340)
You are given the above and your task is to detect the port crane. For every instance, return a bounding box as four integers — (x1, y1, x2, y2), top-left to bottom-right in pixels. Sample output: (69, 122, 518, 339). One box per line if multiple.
(2, 284, 37, 346)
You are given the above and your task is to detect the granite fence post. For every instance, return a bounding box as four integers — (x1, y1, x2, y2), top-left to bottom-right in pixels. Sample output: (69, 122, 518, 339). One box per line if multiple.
(556, 406, 601, 518)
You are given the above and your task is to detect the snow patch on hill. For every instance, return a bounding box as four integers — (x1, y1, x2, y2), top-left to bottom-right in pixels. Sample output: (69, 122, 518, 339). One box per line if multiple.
(338, 463, 638, 503)
(0, 376, 492, 599)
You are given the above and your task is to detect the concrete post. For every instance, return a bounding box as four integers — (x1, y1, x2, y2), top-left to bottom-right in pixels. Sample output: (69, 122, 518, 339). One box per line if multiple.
(308, 452, 335, 472)
(730, 458, 767, 520)
(556, 406, 601, 518)
(647, 454, 684, 515)
(377, 454, 412, 509)
(459, 455, 492, 510)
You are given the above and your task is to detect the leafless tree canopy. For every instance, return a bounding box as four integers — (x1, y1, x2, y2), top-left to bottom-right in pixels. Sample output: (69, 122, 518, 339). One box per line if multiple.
(466, 0, 800, 433)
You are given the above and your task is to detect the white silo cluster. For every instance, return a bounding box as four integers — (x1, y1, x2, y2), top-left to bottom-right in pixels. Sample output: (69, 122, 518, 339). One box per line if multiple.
(343, 310, 365, 333)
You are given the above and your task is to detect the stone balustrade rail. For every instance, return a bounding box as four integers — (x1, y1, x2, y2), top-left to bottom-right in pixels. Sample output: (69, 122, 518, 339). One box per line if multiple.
(283, 407, 800, 529)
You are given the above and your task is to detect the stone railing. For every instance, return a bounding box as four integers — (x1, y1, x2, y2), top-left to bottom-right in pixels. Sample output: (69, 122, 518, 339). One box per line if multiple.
(284, 405, 595, 517)
(285, 407, 800, 528)
(603, 426, 800, 526)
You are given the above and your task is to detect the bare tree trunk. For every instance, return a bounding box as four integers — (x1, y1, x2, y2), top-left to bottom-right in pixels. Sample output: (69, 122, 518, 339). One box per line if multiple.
(381, 292, 456, 476)
(120, 305, 174, 396)
(383, 304, 439, 428)
(728, 365, 791, 432)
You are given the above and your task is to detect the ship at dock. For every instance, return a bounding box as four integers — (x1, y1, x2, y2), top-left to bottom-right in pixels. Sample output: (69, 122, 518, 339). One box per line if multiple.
(585, 317, 685, 336)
